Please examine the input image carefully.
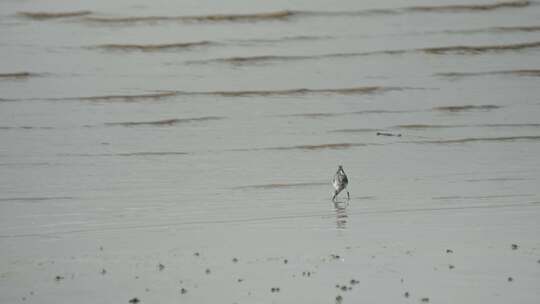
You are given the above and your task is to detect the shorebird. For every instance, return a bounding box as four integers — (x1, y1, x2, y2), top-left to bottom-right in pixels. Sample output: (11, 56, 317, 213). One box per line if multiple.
(332, 165, 349, 202)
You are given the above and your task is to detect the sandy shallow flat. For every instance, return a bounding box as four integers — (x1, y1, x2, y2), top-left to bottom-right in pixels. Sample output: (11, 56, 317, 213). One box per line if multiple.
(1, 0, 540, 303)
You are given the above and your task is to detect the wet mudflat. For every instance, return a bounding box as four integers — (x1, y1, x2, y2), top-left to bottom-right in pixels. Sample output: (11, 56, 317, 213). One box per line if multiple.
(1, 0, 540, 303)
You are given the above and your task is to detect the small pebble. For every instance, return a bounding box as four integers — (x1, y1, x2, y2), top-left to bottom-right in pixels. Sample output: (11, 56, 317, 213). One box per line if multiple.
(128, 298, 140, 304)
(180, 288, 187, 294)
(511, 244, 519, 250)
(350, 279, 359, 285)
(421, 297, 430, 302)
(508, 277, 513, 282)
(194, 252, 200, 257)
(158, 264, 165, 271)
(404, 292, 409, 298)
(446, 249, 453, 254)
(449, 265, 455, 270)
(283, 259, 288, 264)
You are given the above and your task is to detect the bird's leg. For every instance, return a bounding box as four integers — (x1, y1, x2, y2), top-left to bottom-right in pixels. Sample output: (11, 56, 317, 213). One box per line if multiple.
(331, 190, 337, 202)
(347, 191, 350, 201)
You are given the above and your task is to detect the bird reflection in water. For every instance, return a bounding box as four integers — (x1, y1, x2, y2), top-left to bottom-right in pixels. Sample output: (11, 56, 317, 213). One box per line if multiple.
(333, 202, 348, 229)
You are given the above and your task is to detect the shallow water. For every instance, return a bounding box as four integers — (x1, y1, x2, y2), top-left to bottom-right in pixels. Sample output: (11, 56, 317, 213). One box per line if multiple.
(1, 0, 540, 303)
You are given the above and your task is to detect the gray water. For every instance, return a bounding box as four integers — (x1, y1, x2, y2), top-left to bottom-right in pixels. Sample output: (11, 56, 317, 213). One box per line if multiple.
(1, 0, 540, 303)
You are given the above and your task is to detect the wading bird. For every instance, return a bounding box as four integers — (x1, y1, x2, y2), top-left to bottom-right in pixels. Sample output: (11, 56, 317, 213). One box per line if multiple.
(332, 165, 349, 202)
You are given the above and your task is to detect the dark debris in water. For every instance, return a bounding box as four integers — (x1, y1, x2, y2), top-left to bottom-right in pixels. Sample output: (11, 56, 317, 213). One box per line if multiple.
(158, 263, 165, 271)
(270, 287, 281, 293)
(180, 288, 187, 294)
(377, 131, 402, 137)
(54, 275, 64, 282)
(101, 268, 107, 275)
(194, 252, 200, 257)
(350, 279, 359, 285)
(128, 297, 140, 304)
(446, 249, 454, 254)
(421, 297, 430, 302)
(335, 295, 343, 303)
(330, 254, 341, 260)
(205, 268, 211, 274)
(449, 264, 455, 270)
(511, 244, 519, 250)
(283, 259, 288, 264)
(508, 277, 514, 282)
(232, 257, 238, 263)
(404, 291, 410, 298)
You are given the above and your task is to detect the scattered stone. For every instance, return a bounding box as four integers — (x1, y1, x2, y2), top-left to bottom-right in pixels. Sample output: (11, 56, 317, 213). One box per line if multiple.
(54, 275, 64, 282)
(421, 297, 430, 302)
(404, 292, 409, 298)
(128, 298, 140, 304)
(232, 258, 238, 263)
(511, 244, 519, 250)
(449, 265, 455, 270)
(101, 269, 107, 275)
(340, 285, 348, 291)
(335, 295, 343, 303)
(350, 279, 359, 285)
(446, 249, 453, 254)
(205, 268, 211, 274)
(180, 288, 187, 294)
(158, 264, 165, 271)
(508, 277, 513, 282)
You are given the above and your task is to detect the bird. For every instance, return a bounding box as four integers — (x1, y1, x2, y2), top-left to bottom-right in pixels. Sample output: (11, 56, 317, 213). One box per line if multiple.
(332, 165, 349, 202)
